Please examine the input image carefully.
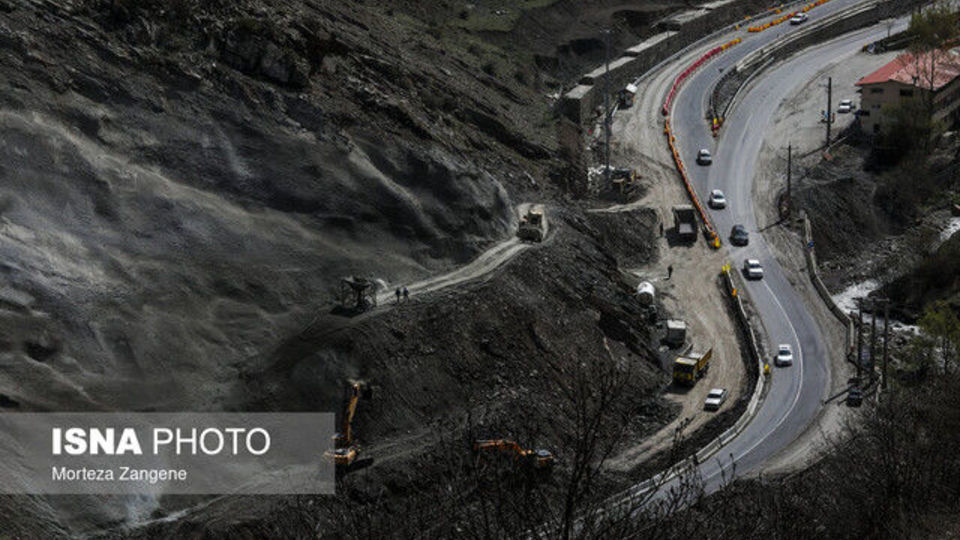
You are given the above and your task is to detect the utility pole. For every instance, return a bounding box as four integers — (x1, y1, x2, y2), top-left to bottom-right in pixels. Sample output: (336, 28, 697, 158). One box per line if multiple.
(870, 303, 878, 376)
(856, 307, 863, 379)
(603, 28, 612, 191)
(882, 300, 890, 390)
(786, 143, 792, 217)
(825, 77, 833, 148)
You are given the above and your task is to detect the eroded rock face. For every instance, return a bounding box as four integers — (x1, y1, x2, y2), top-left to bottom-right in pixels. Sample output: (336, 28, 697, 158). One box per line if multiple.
(0, 0, 575, 533)
(221, 31, 311, 88)
(0, 0, 558, 418)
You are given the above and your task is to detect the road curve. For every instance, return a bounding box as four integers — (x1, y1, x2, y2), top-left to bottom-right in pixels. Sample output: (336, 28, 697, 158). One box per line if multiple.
(374, 202, 544, 305)
(677, 18, 909, 490)
(622, 1, 906, 499)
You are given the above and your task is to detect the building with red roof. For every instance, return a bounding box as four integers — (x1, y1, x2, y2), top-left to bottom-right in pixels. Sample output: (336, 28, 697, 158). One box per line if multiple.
(855, 48, 960, 133)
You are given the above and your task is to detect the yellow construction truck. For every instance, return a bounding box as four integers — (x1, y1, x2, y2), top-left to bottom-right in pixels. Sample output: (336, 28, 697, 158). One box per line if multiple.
(672, 348, 712, 386)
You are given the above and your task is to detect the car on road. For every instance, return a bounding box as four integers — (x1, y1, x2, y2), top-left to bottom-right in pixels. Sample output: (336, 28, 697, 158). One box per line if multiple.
(743, 259, 764, 280)
(696, 149, 712, 165)
(775, 344, 794, 367)
(789, 12, 808, 24)
(730, 224, 749, 246)
(704, 388, 727, 411)
(708, 189, 727, 209)
(837, 99, 854, 113)
(846, 387, 863, 407)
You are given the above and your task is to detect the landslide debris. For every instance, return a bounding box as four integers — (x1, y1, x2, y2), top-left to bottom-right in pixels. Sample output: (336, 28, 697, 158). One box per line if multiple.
(0, 0, 680, 535)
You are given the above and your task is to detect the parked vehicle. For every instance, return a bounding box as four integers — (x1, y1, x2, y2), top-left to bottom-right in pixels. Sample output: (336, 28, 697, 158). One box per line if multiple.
(730, 224, 749, 246)
(673, 205, 697, 243)
(696, 149, 712, 165)
(789, 12, 808, 24)
(664, 319, 687, 348)
(673, 348, 712, 386)
(704, 388, 727, 411)
(775, 344, 794, 367)
(619, 83, 638, 108)
(847, 387, 863, 407)
(837, 99, 854, 113)
(708, 189, 727, 209)
(743, 259, 764, 280)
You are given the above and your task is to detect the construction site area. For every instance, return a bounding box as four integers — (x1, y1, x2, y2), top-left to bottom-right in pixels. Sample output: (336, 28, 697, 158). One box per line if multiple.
(0, 0, 958, 538)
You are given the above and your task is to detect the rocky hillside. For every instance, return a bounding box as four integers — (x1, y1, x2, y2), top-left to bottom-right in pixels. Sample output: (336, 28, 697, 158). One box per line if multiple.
(0, 0, 567, 415)
(0, 0, 688, 535)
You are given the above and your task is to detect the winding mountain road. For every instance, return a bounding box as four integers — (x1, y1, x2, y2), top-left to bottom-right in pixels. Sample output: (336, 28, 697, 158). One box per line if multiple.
(617, 1, 909, 499)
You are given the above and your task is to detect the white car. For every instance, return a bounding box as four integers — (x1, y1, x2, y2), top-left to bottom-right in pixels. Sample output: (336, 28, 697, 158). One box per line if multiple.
(704, 388, 727, 411)
(789, 13, 808, 24)
(837, 99, 854, 113)
(743, 259, 764, 280)
(708, 189, 727, 209)
(696, 149, 712, 165)
(775, 344, 794, 367)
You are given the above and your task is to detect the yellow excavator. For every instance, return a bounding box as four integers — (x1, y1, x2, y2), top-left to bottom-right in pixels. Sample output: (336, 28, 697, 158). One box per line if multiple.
(324, 380, 372, 468)
(473, 439, 555, 471)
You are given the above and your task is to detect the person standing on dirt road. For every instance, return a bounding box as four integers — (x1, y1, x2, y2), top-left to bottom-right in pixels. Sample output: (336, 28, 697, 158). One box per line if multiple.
(395, 287, 402, 304)
(403, 287, 410, 302)
(667, 265, 673, 280)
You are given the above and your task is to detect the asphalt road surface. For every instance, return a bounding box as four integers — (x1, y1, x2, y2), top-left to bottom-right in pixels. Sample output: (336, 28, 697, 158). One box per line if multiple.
(632, 1, 908, 499)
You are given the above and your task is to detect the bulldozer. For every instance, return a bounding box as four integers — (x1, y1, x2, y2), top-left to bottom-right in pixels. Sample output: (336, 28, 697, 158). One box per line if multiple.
(473, 439, 555, 471)
(324, 380, 373, 469)
(517, 205, 546, 242)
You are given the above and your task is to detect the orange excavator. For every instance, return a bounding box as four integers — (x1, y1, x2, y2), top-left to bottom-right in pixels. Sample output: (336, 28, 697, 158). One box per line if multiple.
(473, 439, 555, 471)
(324, 380, 372, 468)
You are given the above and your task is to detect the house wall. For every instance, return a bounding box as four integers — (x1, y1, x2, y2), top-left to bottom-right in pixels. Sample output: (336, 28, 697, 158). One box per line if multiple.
(859, 74, 960, 133)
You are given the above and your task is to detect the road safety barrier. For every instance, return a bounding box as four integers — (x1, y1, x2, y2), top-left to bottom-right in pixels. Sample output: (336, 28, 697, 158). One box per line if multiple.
(748, 0, 832, 32)
(659, 36, 741, 248)
(604, 267, 767, 511)
(662, 38, 742, 117)
(664, 119, 721, 248)
(712, 0, 919, 136)
(801, 213, 856, 356)
(749, 10, 799, 32)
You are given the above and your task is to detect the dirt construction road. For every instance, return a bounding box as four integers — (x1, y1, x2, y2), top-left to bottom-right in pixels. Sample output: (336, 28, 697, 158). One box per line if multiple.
(604, 33, 749, 472)
(375, 203, 546, 305)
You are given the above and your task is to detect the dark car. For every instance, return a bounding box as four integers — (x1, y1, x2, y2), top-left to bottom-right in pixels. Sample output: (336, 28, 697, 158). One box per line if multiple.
(846, 387, 863, 407)
(730, 224, 749, 246)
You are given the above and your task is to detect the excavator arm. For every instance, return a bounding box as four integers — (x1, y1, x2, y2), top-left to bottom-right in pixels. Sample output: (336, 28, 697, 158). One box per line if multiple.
(473, 439, 523, 453)
(334, 381, 370, 449)
(342, 391, 359, 444)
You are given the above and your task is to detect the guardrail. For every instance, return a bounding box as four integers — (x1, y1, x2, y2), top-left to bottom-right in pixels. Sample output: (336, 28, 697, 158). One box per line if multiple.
(713, 0, 923, 131)
(748, 0, 834, 32)
(696, 265, 767, 460)
(802, 213, 856, 356)
(604, 265, 768, 510)
(663, 38, 742, 117)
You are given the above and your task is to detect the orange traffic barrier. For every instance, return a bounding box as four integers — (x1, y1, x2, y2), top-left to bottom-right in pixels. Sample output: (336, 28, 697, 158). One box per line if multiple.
(663, 119, 721, 248)
(748, 0, 831, 32)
